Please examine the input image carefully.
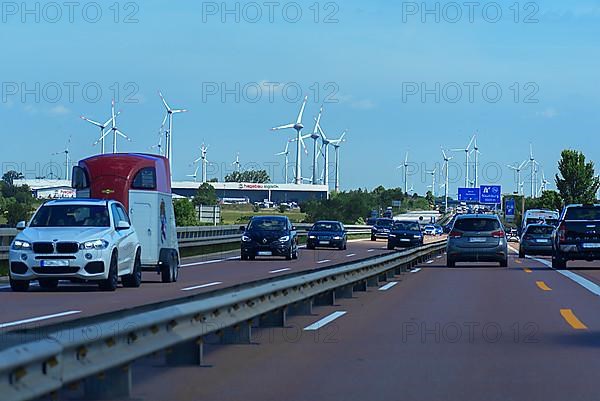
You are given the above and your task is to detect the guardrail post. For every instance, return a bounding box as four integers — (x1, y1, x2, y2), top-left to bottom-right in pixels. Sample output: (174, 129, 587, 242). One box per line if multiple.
(220, 322, 252, 344)
(353, 280, 368, 292)
(83, 364, 132, 400)
(288, 299, 313, 316)
(165, 338, 204, 366)
(366, 276, 379, 287)
(259, 308, 287, 327)
(378, 273, 388, 282)
(384, 270, 395, 280)
(313, 291, 335, 306)
(334, 285, 353, 299)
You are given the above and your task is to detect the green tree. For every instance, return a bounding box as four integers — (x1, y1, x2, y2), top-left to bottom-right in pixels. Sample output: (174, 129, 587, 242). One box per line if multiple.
(2, 171, 24, 187)
(6, 202, 31, 226)
(425, 191, 435, 207)
(526, 190, 563, 212)
(555, 150, 600, 204)
(278, 204, 289, 213)
(173, 199, 199, 226)
(193, 183, 218, 206)
(225, 170, 270, 183)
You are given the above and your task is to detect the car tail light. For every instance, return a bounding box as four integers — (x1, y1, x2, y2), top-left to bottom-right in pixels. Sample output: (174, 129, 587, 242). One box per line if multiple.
(491, 230, 505, 238)
(449, 230, 462, 238)
(558, 222, 567, 242)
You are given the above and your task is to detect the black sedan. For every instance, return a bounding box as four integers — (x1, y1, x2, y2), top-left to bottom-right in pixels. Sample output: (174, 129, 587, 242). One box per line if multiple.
(240, 216, 298, 260)
(387, 221, 424, 250)
(306, 221, 347, 250)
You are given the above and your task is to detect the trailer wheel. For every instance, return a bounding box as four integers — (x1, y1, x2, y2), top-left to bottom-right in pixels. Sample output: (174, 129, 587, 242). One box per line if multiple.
(161, 250, 179, 283)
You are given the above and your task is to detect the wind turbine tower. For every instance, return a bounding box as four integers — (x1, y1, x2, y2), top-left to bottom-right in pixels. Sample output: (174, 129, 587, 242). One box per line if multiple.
(271, 96, 308, 185)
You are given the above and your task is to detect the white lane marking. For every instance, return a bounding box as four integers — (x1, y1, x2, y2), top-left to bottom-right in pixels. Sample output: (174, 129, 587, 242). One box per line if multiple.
(226, 256, 241, 260)
(346, 253, 356, 257)
(528, 256, 600, 296)
(269, 268, 291, 274)
(0, 310, 81, 329)
(378, 282, 398, 291)
(181, 259, 225, 267)
(304, 311, 347, 331)
(411, 268, 422, 273)
(367, 249, 375, 252)
(317, 259, 331, 264)
(181, 282, 223, 292)
(426, 260, 434, 264)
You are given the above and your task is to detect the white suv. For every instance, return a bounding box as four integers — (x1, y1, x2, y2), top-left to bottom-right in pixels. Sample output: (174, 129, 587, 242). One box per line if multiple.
(9, 199, 142, 292)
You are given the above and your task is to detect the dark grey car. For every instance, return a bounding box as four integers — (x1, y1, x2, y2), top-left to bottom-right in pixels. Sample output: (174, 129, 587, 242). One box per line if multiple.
(519, 224, 554, 257)
(446, 214, 508, 267)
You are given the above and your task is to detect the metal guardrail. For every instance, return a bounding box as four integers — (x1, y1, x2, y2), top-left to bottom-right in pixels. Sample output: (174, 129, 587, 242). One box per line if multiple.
(0, 225, 373, 260)
(0, 240, 447, 401)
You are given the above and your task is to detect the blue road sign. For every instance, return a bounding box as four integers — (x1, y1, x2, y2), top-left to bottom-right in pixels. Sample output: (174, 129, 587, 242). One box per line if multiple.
(505, 198, 516, 216)
(458, 188, 480, 202)
(479, 185, 501, 204)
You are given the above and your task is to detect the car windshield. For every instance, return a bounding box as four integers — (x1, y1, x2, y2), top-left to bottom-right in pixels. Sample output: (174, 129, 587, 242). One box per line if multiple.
(525, 226, 554, 235)
(454, 218, 500, 232)
(312, 222, 341, 232)
(376, 219, 393, 227)
(565, 207, 600, 220)
(248, 218, 287, 231)
(30, 205, 110, 228)
(394, 222, 420, 231)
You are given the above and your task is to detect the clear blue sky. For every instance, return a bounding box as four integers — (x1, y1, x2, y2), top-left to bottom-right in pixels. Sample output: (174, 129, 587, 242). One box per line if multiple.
(1, 1, 598, 196)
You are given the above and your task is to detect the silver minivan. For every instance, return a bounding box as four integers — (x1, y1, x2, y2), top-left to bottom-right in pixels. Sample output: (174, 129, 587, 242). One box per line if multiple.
(446, 214, 508, 267)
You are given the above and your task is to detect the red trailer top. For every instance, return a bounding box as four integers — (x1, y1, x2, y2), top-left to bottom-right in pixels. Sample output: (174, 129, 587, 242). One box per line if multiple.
(75, 153, 171, 209)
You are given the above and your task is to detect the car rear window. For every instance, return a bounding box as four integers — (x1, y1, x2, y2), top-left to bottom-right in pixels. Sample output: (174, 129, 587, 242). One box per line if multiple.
(565, 207, 600, 220)
(394, 222, 420, 231)
(312, 222, 341, 232)
(376, 219, 393, 227)
(454, 218, 500, 232)
(525, 226, 554, 235)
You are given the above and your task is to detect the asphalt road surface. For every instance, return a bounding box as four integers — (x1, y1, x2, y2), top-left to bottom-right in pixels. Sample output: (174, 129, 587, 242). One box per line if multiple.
(51, 244, 600, 401)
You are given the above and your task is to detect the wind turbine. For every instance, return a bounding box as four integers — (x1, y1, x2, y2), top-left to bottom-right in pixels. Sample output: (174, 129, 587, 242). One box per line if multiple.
(275, 140, 292, 184)
(469, 134, 480, 188)
(427, 168, 437, 197)
(315, 118, 333, 187)
(507, 161, 528, 195)
(451, 135, 475, 188)
(158, 91, 188, 172)
(539, 170, 550, 195)
(150, 132, 165, 156)
(401, 152, 410, 193)
(528, 143, 540, 198)
(193, 144, 210, 183)
(232, 153, 241, 172)
(52, 136, 72, 181)
(94, 99, 130, 153)
(441, 148, 453, 210)
(80, 104, 119, 154)
(310, 106, 323, 184)
(271, 95, 308, 185)
(330, 130, 347, 192)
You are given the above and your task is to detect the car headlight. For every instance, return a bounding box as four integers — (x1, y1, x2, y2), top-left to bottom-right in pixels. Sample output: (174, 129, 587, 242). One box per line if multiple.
(241, 235, 252, 242)
(333, 236, 342, 240)
(279, 235, 290, 242)
(389, 234, 396, 238)
(12, 240, 32, 250)
(308, 235, 316, 239)
(79, 239, 109, 250)
(413, 235, 422, 239)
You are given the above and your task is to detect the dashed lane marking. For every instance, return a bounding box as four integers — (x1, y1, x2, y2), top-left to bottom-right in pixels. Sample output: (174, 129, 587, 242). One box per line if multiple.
(304, 311, 347, 331)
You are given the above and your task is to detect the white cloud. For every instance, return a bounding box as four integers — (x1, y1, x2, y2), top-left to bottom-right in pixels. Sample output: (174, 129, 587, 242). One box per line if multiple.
(536, 108, 558, 119)
(48, 105, 70, 115)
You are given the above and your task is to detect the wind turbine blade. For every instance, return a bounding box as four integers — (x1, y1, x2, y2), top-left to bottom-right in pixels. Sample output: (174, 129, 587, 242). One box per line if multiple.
(467, 135, 475, 150)
(116, 130, 131, 141)
(313, 105, 323, 134)
(172, 109, 188, 114)
(158, 91, 171, 111)
(296, 95, 308, 125)
(405, 151, 409, 164)
(81, 116, 103, 127)
(271, 123, 295, 131)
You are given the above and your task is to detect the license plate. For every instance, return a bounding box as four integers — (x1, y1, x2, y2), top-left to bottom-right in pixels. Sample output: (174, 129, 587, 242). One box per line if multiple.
(400, 239, 410, 242)
(469, 238, 487, 243)
(536, 239, 549, 243)
(257, 251, 272, 256)
(40, 260, 69, 267)
(582, 243, 600, 249)
(319, 241, 330, 245)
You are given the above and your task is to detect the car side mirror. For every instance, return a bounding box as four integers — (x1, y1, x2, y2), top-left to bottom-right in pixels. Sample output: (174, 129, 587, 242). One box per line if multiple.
(117, 221, 131, 230)
(239, 225, 246, 232)
(16, 221, 26, 230)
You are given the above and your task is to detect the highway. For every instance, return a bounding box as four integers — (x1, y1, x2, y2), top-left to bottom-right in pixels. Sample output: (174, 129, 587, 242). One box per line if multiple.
(29, 243, 600, 401)
(0, 239, 405, 330)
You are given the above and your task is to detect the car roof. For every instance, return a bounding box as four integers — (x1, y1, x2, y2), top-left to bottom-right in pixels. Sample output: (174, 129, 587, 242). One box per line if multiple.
(251, 215, 288, 221)
(455, 214, 499, 220)
(314, 220, 342, 224)
(43, 198, 112, 206)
